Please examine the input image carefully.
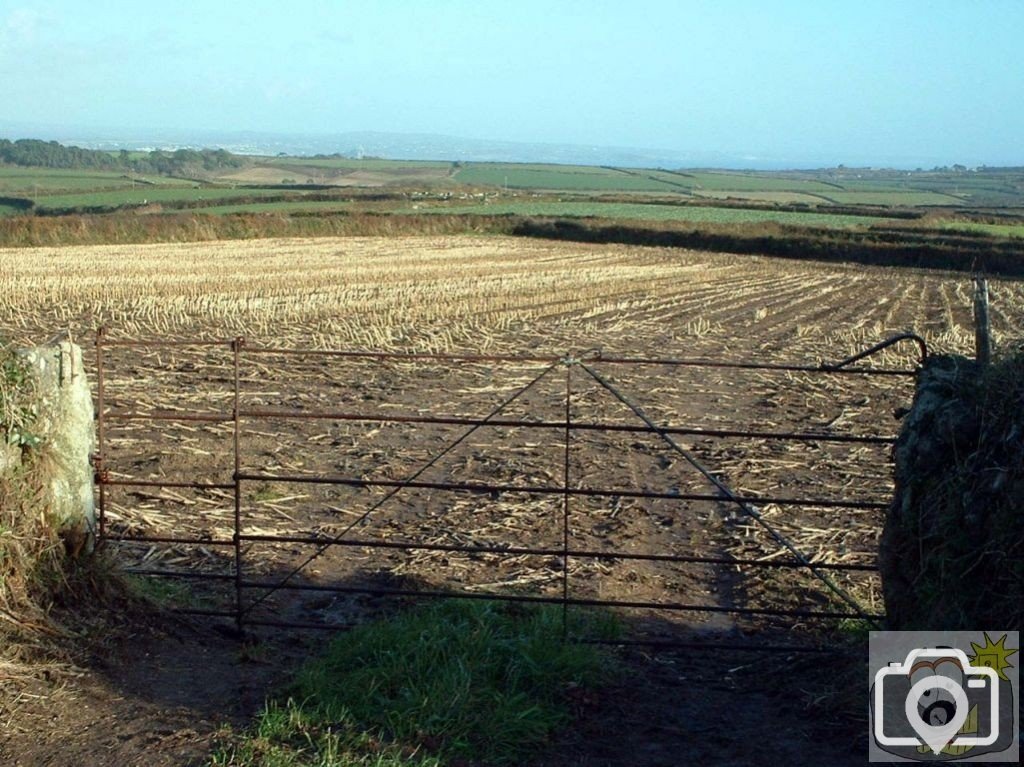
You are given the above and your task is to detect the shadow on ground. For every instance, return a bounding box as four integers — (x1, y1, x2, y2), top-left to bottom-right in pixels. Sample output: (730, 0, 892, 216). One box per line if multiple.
(0, 568, 869, 767)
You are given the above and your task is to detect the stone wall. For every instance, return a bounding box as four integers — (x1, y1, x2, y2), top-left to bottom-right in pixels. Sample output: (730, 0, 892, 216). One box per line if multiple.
(880, 354, 1023, 630)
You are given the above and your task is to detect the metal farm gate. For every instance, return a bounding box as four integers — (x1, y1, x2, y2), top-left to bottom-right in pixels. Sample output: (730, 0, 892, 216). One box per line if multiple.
(93, 329, 927, 652)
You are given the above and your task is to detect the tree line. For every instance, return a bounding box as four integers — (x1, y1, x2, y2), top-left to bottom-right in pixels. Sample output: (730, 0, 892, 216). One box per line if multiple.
(0, 139, 248, 177)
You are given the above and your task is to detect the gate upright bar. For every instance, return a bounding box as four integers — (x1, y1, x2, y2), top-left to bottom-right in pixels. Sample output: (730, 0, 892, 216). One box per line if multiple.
(562, 361, 572, 639)
(94, 326, 107, 544)
(232, 337, 244, 633)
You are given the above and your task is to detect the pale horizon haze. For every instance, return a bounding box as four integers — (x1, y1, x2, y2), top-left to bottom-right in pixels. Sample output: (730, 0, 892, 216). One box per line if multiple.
(1, 0, 1022, 168)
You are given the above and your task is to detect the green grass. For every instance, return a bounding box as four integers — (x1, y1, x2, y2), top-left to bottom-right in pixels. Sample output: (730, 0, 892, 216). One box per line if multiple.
(209, 600, 619, 766)
(940, 220, 1024, 238)
(0, 204, 21, 217)
(821, 191, 963, 206)
(123, 573, 197, 607)
(402, 200, 891, 228)
(0, 166, 192, 194)
(684, 171, 841, 193)
(693, 189, 831, 204)
(33, 186, 299, 211)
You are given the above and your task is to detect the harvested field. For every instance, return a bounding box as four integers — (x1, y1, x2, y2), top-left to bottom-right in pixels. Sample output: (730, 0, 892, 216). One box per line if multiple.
(2, 234, 1001, 357)
(2, 235, 1021, 764)
(2, 236, 1016, 624)
(218, 164, 453, 187)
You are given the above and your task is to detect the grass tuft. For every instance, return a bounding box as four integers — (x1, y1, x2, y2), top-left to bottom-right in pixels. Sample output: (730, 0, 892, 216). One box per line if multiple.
(211, 600, 619, 766)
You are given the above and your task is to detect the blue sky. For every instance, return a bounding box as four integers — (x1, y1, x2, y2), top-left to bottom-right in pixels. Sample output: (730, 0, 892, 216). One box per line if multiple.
(1, 1, 1022, 166)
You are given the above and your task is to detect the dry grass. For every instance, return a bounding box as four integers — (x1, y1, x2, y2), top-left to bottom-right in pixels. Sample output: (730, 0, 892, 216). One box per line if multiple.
(0, 347, 61, 626)
(0, 346, 75, 704)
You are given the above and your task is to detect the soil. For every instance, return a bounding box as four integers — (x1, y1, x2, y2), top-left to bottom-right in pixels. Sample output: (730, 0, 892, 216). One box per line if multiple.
(2, 621, 868, 767)
(1, 615, 301, 767)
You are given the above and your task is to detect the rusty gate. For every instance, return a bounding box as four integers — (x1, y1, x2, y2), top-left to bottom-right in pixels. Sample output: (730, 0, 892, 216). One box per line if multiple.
(93, 329, 927, 652)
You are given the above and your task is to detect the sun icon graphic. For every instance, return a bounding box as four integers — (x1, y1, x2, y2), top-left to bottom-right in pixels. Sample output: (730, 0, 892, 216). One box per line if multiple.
(968, 632, 1018, 682)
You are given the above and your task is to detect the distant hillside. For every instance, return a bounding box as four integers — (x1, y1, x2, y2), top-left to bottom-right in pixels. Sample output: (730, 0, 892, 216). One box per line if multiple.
(0, 127, 787, 170)
(0, 139, 247, 177)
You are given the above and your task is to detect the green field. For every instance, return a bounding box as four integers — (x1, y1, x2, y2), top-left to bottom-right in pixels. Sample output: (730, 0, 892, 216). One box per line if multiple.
(694, 190, 830, 204)
(195, 199, 354, 215)
(399, 200, 892, 227)
(0, 166, 193, 195)
(942, 221, 1024, 238)
(32, 186, 300, 211)
(453, 163, 688, 192)
(2, 151, 1023, 235)
(821, 191, 963, 206)
(682, 171, 842, 193)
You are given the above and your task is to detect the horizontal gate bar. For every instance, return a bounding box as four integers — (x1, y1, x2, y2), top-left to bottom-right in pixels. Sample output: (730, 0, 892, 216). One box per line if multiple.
(97, 335, 921, 374)
(105, 474, 888, 515)
(169, 607, 240, 618)
(586, 355, 917, 375)
(235, 472, 889, 510)
(107, 534, 235, 547)
(243, 346, 561, 364)
(101, 411, 233, 423)
(237, 579, 882, 621)
(230, 618, 854, 653)
(243, 617, 355, 632)
(123, 568, 235, 581)
(575, 638, 852, 654)
(95, 339, 232, 348)
(239, 533, 878, 571)
(101, 479, 236, 490)
(99, 408, 895, 444)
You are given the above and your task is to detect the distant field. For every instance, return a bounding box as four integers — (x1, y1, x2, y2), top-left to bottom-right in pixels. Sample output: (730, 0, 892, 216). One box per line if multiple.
(453, 164, 687, 192)
(218, 160, 452, 187)
(195, 199, 354, 215)
(942, 221, 1024, 238)
(0, 204, 21, 217)
(0, 166, 192, 194)
(683, 172, 841, 193)
(400, 200, 891, 227)
(3, 157, 1022, 222)
(33, 186, 299, 211)
(821, 191, 963, 206)
(693, 190, 829, 204)
(270, 157, 453, 170)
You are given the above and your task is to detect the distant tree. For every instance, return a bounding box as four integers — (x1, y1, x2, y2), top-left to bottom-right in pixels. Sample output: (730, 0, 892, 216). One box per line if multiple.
(0, 138, 248, 177)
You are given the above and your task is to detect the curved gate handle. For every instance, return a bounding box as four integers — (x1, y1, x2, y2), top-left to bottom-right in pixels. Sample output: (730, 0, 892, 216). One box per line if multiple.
(821, 332, 929, 371)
